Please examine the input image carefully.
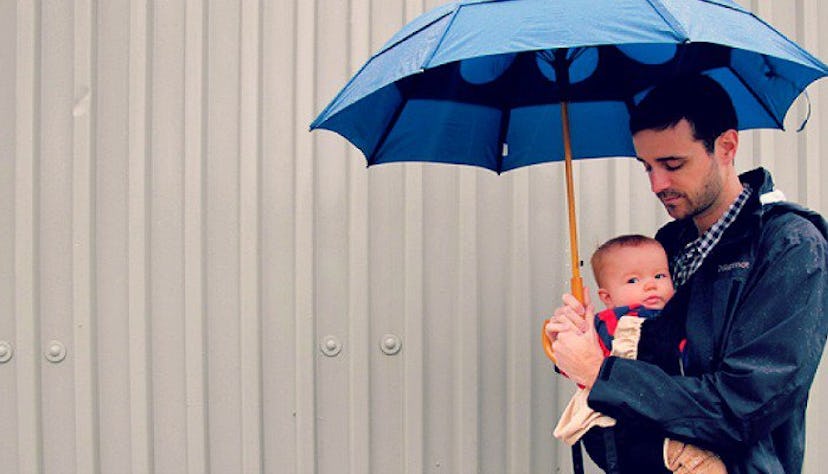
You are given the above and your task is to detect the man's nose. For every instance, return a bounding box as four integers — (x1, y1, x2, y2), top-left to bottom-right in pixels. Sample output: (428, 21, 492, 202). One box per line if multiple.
(649, 170, 670, 194)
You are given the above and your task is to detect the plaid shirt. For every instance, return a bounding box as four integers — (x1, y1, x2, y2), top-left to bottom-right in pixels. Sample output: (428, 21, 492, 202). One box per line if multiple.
(671, 184, 752, 288)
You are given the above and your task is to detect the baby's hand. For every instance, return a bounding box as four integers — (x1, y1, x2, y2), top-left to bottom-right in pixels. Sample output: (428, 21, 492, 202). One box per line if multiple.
(546, 290, 594, 337)
(544, 289, 596, 369)
(548, 304, 602, 388)
(664, 439, 727, 473)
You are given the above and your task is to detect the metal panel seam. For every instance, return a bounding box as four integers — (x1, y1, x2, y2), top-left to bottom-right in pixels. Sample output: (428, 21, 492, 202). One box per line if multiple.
(73, 0, 101, 471)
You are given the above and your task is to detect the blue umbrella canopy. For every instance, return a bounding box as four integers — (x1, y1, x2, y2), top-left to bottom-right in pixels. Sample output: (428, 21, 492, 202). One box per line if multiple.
(311, 0, 828, 363)
(311, 0, 827, 174)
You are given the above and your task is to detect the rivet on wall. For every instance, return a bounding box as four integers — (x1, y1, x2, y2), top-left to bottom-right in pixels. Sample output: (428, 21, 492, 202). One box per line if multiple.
(379, 334, 402, 356)
(44, 340, 67, 364)
(320, 336, 343, 357)
(0, 341, 13, 363)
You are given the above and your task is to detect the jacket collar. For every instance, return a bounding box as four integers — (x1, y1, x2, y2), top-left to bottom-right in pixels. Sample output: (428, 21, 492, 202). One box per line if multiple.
(717, 167, 772, 246)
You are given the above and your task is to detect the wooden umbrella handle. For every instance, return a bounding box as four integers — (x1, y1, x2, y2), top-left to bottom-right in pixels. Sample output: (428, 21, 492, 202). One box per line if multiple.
(542, 277, 584, 363)
(543, 101, 585, 364)
(542, 318, 557, 363)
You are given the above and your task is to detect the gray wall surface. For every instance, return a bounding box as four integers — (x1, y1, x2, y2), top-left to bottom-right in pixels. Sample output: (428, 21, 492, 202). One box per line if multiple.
(1, 0, 827, 473)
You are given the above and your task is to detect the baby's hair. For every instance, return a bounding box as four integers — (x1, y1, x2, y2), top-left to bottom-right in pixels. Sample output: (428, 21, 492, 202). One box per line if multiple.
(591, 234, 663, 288)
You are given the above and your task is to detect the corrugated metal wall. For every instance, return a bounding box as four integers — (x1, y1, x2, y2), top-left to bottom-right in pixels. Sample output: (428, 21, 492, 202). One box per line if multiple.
(1, 1, 826, 473)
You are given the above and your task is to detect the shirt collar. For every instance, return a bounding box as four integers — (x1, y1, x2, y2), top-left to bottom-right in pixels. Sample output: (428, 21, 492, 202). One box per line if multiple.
(671, 183, 752, 286)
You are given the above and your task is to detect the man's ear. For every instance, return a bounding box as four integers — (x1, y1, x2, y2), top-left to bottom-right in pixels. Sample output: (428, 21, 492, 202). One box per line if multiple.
(597, 288, 613, 308)
(716, 129, 739, 165)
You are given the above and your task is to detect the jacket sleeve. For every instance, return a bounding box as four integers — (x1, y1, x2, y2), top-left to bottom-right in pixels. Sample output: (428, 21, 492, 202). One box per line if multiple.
(587, 215, 828, 451)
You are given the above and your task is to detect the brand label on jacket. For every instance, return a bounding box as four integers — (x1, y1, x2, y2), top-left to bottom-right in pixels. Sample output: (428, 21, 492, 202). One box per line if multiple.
(718, 261, 750, 272)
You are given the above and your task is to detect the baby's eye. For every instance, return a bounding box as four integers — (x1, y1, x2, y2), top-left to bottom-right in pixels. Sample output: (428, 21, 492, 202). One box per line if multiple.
(655, 273, 669, 279)
(626, 277, 639, 284)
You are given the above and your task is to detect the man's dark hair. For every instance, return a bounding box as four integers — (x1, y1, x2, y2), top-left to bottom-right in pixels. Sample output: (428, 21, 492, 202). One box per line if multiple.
(629, 75, 738, 153)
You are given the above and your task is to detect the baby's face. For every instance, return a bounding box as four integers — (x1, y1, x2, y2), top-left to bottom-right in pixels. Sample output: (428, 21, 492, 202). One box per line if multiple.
(597, 243, 675, 309)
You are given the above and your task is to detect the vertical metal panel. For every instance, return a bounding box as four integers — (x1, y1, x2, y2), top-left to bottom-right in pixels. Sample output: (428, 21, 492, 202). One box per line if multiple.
(239, 1, 264, 473)
(205, 1, 242, 471)
(96, 1, 132, 472)
(477, 171, 507, 474)
(151, 1, 188, 471)
(456, 169, 480, 473)
(609, 160, 633, 233)
(315, 0, 351, 470)
(348, 0, 373, 472)
(526, 165, 569, 471)
(72, 0, 99, 472)
(508, 168, 533, 474)
(367, 153, 406, 474)
(39, 2, 77, 470)
(294, 0, 317, 472)
(183, 1, 209, 473)
(14, 2, 42, 473)
(422, 166, 456, 473)
(0, 0, 19, 470)
(262, 0, 298, 471)
(402, 164, 425, 474)
(127, 0, 153, 471)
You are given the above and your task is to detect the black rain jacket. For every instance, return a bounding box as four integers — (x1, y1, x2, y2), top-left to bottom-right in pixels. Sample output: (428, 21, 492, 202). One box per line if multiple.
(587, 168, 828, 473)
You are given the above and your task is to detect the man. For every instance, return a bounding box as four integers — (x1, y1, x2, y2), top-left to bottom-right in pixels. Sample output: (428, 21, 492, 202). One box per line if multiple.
(546, 75, 828, 473)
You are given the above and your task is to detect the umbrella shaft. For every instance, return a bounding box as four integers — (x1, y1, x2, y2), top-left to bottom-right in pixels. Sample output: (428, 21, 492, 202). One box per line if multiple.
(561, 102, 584, 303)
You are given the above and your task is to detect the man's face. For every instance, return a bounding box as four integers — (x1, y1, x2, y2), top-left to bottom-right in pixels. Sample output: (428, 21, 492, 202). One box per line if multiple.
(633, 119, 726, 227)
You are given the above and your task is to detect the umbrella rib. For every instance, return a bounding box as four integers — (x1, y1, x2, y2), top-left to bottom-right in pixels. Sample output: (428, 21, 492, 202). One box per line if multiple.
(496, 106, 511, 174)
(378, 10, 455, 62)
(697, 0, 750, 14)
(366, 91, 407, 165)
(726, 64, 784, 130)
(646, 0, 690, 42)
(420, 3, 463, 69)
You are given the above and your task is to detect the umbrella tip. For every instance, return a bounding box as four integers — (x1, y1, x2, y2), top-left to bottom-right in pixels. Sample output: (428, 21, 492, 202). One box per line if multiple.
(795, 90, 813, 133)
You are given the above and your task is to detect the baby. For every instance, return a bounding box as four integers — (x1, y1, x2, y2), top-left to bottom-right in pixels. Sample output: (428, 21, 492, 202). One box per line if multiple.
(554, 234, 725, 473)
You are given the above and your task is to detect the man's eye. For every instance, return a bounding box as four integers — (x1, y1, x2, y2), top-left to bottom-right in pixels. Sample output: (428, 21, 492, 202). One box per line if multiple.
(664, 162, 683, 171)
(626, 277, 639, 284)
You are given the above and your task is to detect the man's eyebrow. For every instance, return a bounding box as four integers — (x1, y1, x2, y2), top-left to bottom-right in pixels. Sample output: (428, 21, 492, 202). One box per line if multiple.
(635, 156, 685, 163)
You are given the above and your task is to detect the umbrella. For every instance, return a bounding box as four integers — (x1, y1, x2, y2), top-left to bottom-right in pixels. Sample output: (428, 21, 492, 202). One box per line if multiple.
(310, 0, 828, 362)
